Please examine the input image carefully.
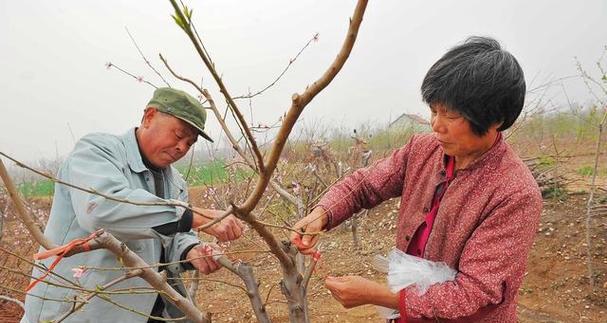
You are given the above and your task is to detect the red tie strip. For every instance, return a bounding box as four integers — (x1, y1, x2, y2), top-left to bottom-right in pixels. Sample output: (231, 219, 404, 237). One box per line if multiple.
(26, 232, 97, 292)
(398, 289, 408, 323)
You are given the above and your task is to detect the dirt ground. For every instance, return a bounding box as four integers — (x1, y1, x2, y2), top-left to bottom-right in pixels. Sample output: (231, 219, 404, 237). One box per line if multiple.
(1, 184, 606, 322)
(187, 192, 607, 323)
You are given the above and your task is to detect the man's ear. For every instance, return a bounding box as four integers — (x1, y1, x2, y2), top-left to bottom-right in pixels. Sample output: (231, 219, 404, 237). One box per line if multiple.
(141, 107, 157, 128)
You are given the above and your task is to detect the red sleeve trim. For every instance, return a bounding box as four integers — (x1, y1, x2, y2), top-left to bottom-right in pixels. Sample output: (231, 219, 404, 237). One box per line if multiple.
(399, 289, 408, 323)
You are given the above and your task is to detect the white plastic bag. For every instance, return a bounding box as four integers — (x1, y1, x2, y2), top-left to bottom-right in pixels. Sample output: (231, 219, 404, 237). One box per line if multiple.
(373, 248, 457, 319)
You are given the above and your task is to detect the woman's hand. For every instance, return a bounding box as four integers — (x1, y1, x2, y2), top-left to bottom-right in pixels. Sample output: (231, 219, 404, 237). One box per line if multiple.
(290, 207, 328, 255)
(325, 275, 398, 309)
(192, 208, 245, 242)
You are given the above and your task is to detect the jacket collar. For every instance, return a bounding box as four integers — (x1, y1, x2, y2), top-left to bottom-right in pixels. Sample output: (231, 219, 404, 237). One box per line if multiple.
(122, 128, 148, 173)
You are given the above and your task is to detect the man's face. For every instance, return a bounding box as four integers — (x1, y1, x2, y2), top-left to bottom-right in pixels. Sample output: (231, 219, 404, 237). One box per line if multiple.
(138, 108, 198, 168)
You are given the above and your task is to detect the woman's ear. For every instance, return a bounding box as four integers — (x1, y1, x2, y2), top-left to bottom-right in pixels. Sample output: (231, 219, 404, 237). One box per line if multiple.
(490, 120, 504, 132)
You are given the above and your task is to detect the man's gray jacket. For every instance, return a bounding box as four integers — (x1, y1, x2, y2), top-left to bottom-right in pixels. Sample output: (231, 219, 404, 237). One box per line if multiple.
(21, 129, 200, 323)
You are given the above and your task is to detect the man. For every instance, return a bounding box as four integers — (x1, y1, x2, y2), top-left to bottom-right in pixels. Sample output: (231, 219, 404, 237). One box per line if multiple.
(22, 88, 244, 323)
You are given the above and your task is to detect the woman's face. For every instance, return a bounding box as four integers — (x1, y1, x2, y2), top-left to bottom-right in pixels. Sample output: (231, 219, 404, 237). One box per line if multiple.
(430, 103, 499, 161)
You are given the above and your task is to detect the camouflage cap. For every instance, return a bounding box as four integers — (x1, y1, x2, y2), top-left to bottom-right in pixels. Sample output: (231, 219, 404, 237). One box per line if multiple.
(147, 87, 213, 142)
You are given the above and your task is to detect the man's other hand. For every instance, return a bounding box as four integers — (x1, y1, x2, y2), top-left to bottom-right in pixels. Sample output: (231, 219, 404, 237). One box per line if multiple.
(192, 208, 245, 242)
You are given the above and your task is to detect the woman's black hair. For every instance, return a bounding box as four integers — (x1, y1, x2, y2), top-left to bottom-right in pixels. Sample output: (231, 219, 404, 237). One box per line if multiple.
(421, 36, 525, 135)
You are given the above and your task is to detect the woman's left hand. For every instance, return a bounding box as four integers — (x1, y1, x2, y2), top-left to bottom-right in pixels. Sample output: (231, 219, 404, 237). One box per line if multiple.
(325, 275, 392, 308)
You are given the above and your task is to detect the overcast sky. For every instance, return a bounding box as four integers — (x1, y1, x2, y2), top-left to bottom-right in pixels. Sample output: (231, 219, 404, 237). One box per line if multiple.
(1, 0, 606, 163)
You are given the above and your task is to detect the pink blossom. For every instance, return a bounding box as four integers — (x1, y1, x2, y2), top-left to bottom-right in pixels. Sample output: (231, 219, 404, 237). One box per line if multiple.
(292, 181, 301, 195)
(105, 62, 113, 69)
(72, 266, 87, 279)
(202, 245, 212, 254)
(136, 76, 144, 83)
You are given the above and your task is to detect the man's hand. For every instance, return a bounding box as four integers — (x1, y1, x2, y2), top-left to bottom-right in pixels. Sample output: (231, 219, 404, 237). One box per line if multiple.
(325, 275, 397, 309)
(186, 244, 221, 274)
(290, 207, 328, 255)
(192, 208, 245, 242)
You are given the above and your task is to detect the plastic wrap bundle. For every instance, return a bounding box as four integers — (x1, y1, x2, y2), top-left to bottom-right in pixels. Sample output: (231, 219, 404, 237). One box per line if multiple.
(373, 248, 457, 319)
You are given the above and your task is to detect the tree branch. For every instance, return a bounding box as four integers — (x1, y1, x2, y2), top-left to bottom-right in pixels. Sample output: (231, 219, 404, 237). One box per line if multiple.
(55, 269, 144, 323)
(0, 157, 54, 250)
(0, 294, 24, 310)
(169, 0, 265, 173)
(233, 33, 320, 100)
(125, 26, 172, 87)
(239, 0, 368, 215)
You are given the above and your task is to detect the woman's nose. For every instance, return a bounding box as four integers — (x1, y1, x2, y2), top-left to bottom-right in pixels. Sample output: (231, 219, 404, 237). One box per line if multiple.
(431, 115, 446, 134)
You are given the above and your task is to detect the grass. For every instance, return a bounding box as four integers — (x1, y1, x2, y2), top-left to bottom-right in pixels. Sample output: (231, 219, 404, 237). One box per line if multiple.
(577, 166, 595, 176)
(177, 160, 252, 186)
(542, 186, 568, 200)
(18, 179, 54, 198)
(537, 155, 556, 168)
(509, 106, 605, 150)
(11, 107, 606, 198)
(576, 165, 606, 177)
(15, 160, 252, 198)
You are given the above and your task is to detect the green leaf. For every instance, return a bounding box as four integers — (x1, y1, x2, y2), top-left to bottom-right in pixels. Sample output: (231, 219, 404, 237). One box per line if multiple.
(184, 5, 192, 20)
(171, 14, 186, 30)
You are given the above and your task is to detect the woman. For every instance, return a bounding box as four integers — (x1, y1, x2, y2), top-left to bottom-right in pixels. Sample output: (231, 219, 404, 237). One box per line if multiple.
(291, 36, 542, 322)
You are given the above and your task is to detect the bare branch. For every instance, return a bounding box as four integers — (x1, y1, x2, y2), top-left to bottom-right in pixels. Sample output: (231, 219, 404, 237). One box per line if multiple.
(263, 283, 277, 308)
(0, 246, 80, 288)
(183, 142, 196, 182)
(169, 0, 265, 173)
(92, 232, 210, 322)
(105, 62, 158, 89)
(193, 205, 235, 231)
(0, 157, 54, 249)
(55, 269, 144, 323)
(0, 152, 215, 221)
(302, 251, 321, 292)
(125, 26, 172, 87)
(575, 57, 607, 105)
(239, 0, 368, 215)
(584, 107, 607, 288)
(159, 58, 305, 210)
(0, 294, 24, 310)
(215, 255, 270, 323)
(186, 271, 200, 303)
(0, 285, 76, 303)
(234, 33, 320, 100)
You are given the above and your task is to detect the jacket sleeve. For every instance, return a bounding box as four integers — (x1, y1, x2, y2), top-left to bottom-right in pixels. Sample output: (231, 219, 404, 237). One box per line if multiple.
(316, 136, 414, 229)
(404, 186, 542, 319)
(65, 135, 187, 241)
(163, 185, 201, 273)
(163, 230, 200, 273)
